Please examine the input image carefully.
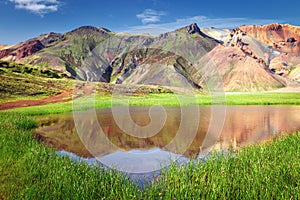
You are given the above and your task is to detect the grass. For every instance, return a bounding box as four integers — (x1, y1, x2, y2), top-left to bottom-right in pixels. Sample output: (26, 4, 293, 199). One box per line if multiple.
(0, 112, 299, 199)
(224, 93, 300, 105)
(0, 113, 141, 199)
(1, 61, 299, 110)
(0, 68, 300, 198)
(0, 96, 49, 104)
(147, 132, 300, 199)
(0, 61, 74, 101)
(2, 92, 300, 116)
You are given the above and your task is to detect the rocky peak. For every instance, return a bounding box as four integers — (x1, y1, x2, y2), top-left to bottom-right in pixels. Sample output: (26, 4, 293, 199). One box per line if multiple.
(229, 28, 247, 36)
(226, 28, 248, 47)
(225, 28, 267, 66)
(186, 23, 201, 34)
(37, 32, 64, 47)
(266, 23, 283, 31)
(69, 26, 112, 35)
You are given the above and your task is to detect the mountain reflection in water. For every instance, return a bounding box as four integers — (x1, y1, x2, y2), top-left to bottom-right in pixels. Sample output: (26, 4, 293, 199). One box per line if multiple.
(35, 106, 300, 173)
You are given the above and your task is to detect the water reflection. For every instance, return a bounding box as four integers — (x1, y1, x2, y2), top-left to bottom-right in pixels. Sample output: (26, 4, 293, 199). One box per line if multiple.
(35, 106, 300, 172)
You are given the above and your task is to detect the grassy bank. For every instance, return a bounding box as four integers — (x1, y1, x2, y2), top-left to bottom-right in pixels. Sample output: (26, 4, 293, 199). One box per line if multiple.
(225, 93, 300, 105)
(2, 92, 300, 116)
(0, 61, 75, 102)
(148, 133, 300, 199)
(0, 113, 140, 199)
(0, 112, 299, 199)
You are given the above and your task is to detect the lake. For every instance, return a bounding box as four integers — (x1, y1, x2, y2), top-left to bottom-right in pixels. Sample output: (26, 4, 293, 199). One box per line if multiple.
(35, 105, 300, 174)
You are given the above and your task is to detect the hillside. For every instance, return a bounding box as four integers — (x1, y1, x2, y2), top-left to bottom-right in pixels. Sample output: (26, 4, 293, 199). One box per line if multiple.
(239, 24, 300, 54)
(0, 60, 72, 103)
(238, 24, 300, 83)
(195, 45, 284, 91)
(109, 23, 219, 88)
(1, 23, 300, 92)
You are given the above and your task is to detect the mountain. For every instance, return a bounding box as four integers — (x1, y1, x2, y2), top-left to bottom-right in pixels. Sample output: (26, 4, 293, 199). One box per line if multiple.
(109, 23, 219, 88)
(0, 33, 63, 61)
(25, 26, 114, 81)
(1, 23, 300, 92)
(194, 45, 284, 91)
(239, 24, 300, 83)
(195, 27, 287, 91)
(239, 24, 300, 54)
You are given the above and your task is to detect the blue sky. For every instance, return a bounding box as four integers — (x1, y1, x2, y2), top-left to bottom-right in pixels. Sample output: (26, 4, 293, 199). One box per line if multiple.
(0, 0, 299, 45)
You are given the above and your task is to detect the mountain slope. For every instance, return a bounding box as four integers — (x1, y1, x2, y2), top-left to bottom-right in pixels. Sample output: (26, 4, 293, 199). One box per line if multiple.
(238, 24, 300, 83)
(25, 26, 116, 81)
(239, 24, 300, 54)
(194, 45, 284, 91)
(200, 27, 230, 42)
(109, 23, 219, 88)
(0, 33, 63, 62)
(1, 23, 300, 92)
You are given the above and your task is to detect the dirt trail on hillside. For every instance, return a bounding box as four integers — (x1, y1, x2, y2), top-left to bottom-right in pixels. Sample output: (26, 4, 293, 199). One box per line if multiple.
(0, 83, 95, 111)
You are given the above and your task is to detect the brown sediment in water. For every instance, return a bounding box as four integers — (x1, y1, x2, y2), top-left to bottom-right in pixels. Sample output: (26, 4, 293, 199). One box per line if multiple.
(34, 106, 300, 159)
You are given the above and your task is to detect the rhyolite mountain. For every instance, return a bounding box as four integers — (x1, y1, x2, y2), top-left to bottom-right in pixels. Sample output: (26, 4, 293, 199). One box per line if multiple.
(1, 23, 300, 92)
(239, 24, 300, 83)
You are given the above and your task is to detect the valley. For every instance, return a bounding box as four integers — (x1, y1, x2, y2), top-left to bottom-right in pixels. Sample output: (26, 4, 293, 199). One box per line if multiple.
(1, 22, 300, 199)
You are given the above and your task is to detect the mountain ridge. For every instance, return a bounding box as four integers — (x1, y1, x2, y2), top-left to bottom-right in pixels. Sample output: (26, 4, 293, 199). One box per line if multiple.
(1, 23, 300, 92)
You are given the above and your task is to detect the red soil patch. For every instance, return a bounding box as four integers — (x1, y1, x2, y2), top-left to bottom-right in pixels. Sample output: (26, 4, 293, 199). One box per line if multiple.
(0, 83, 95, 111)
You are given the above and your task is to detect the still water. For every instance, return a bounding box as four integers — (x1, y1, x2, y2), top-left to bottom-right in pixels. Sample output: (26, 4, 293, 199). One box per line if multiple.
(35, 106, 300, 174)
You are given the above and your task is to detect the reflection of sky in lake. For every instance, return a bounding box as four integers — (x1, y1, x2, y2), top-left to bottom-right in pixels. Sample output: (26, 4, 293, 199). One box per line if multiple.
(37, 106, 300, 176)
(98, 148, 189, 173)
(57, 148, 190, 186)
(58, 148, 189, 172)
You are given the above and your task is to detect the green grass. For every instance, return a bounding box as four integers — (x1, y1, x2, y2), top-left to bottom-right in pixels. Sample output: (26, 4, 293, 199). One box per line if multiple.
(0, 96, 49, 104)
(0, 61, 74, 101)
(224, 93, 300, 105)
(1, 69, 300, 198)
(0, 113, 141, 199)
(3, 92, 300, 116)
(0, 112, 299, 199)
(147, 132, 300, 199)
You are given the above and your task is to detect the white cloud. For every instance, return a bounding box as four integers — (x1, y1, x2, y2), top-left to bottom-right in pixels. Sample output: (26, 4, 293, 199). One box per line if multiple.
(9, 0, 61, 15)
(136, 9, 166, 24)
(124, 15, 281, 35)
